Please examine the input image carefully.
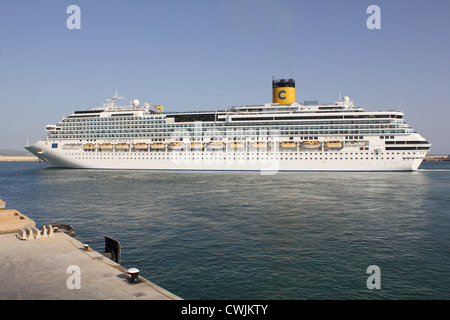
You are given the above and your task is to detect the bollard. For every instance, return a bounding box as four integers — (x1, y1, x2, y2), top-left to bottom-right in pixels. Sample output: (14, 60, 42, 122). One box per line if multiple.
(128, 268, 140, 283)
(83, 244, 90, 251)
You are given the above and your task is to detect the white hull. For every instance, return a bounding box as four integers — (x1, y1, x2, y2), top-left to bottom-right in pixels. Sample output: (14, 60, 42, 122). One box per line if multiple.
(26, 138, 427, 172)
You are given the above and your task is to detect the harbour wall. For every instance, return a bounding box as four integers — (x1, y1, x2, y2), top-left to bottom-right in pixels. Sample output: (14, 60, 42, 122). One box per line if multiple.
(424, 155, 450, 161)
(0, 155, 40, 162)
(0, 198, 181, 300)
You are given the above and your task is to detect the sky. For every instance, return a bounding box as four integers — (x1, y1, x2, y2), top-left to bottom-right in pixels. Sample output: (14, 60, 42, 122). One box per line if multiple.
(0, 0, 449, 153)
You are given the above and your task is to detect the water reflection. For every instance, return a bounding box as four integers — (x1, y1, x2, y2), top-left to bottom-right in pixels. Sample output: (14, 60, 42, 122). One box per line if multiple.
(0, 162, 449, 299)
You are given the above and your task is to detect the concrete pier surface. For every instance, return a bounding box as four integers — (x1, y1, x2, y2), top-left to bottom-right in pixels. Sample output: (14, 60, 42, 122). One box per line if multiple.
(0, 201, 181, 300)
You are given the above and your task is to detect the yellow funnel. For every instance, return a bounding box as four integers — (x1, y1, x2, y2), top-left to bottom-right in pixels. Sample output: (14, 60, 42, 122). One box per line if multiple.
(272, 78, 295, 104)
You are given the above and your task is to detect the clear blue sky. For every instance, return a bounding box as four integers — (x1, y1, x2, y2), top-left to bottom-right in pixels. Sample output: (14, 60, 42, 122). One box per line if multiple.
(1, 0, 449, 153)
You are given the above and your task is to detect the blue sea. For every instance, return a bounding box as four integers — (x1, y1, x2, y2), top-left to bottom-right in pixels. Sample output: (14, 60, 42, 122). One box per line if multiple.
(1, 161, 450, 300)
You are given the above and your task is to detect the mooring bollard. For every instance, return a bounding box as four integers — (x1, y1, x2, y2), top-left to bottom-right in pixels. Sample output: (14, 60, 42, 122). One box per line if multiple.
(128, 268, 140, 283)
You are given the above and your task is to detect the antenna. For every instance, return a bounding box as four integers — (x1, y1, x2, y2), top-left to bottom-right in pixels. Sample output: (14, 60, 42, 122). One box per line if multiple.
(105, 90, 124, 107)
(110, 89, 124, 101)
(397, 97, 404, 112)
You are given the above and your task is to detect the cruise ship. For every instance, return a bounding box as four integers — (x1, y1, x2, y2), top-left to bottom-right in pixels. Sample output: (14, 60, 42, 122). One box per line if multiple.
(25, 79, 431, 171)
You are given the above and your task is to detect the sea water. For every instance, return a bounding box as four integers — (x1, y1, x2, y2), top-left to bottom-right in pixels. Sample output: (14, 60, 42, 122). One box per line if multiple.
(1, 161, 449, 299)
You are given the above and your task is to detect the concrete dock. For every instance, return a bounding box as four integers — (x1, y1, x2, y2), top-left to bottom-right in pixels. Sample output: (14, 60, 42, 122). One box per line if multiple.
(0, 200, 181, 300)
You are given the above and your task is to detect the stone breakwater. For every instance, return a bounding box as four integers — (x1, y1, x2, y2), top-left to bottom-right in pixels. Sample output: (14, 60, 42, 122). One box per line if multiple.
(0, 155, 40, 162)
(424, 155, 449, 161)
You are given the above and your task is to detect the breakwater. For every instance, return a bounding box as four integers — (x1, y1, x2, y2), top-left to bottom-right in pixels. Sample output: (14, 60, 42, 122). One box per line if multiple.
(0, 155, 40, 162)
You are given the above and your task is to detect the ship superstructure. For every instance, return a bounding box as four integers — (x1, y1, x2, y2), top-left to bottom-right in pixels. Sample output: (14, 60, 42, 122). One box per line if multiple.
(25, 79, 430, 171)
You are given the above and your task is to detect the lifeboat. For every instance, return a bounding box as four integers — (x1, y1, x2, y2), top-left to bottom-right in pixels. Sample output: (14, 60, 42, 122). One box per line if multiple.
(228, 142, 245, 148)
(280, 141, 296, 148)
(168, 142, 184, 150)
(115, 143, 130, 149)
(83, 144, 95, 149)
(300, 141, 321, 149)
(190, 142, 204, 149)
(150, 143, 165, 150)
(134, 143, 148, 149)
(99, 143, 113, 149)
(251, 142, 268, 149)
(206, 142, 224, 150)
(324, 141, 343, 149)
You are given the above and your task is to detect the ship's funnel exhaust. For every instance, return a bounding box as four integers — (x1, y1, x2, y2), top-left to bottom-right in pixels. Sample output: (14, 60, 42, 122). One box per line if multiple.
(272, 78, 295, 105)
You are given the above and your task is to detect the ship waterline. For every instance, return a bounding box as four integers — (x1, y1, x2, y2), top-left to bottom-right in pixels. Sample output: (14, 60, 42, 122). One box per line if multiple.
(25, 79, 430, 171)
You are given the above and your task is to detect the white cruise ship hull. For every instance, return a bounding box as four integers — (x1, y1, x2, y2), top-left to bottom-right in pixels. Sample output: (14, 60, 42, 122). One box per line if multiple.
(25, 137, 427, 172)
